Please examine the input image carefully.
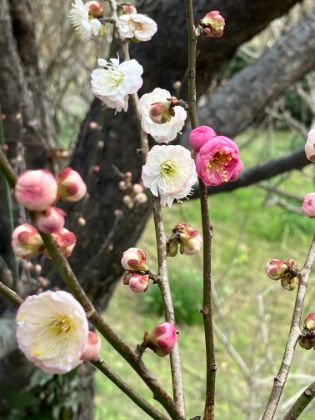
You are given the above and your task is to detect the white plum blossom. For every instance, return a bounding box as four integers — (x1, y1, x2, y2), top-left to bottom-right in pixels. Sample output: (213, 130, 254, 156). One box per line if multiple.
(16, 291, 88, 374)
(117, 14, 158, 42)
(142, 145, 197, 207)
(138, 88, 187, 143)
(91, 58, 143, 112)
(70, 0, 102, 41)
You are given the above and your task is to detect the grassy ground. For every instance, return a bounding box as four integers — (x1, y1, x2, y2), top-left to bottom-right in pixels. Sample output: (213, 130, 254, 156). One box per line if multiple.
(95, 130, 315, 419)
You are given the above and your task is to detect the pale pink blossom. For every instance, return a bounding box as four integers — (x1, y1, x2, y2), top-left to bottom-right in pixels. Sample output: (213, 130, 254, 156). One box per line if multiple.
(80, 331, 102, 361)
(57, 167, 87, 202)
(70, 0, 103, 41)
(138, 88, 187, 143)
(142, 145, 197, 207)
(303, 193, 315, 218)
(174, 223, 203, 255)
(145, 322, 177, 357)
(12, 223, 44, 259)
(52, 228, 77, 257)
(189, 125, 216, 152)
(123, 273, 149, 293)
(117, 14, 157, 42)
(35, 207, 65, 234)
(200, 11, 225, 37)
(265, 259, 288, 280)
(16, 291, 88, 374)
(15, 170, 57, 211)
(196, 136, 243, 186)
(121, 247, 148, 272)
(305, 128, 315, 162)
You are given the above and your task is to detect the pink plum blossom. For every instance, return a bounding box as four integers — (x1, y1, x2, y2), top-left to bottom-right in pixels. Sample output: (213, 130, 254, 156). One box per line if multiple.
(117, 13, 157, 42)
(200, 11, 225, 37)
(265, 259, 288, 280)
(12, 223, 44, 259)
(174, 223, 203, 255)
(80, 331, 102, 361)
(122, 273, 150, 293)
(35, 207, 65, 234)
(145, 322, 177, 357)
(57, 167, 87, 202)
(196, 136, 243, 186)
(51, 228, 77, 257)
(303, 193, 315, 218)
(305, 128, 315, 162)
(189, 126, 216, 151)
(16, 290, 88, 374)
(15, 170, 58, 211)
(121, 247, 148, 272)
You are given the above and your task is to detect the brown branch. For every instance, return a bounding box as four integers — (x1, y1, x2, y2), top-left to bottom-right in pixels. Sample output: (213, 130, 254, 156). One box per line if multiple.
(262, 233, 315, 419)
(283, 381, 315, 419)
(185, 1, 216, 419)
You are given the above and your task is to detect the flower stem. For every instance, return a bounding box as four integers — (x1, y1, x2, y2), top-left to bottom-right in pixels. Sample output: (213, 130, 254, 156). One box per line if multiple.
(185, 0, 216, 418)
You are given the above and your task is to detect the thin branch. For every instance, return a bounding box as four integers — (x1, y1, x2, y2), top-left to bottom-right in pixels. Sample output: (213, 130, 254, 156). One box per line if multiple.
(262, 233, 315, 420)
(91, 359, 169, 420)
(283, 381, 315, 419)
(185, 1, 216, 419)
(0, 280, 23, 306)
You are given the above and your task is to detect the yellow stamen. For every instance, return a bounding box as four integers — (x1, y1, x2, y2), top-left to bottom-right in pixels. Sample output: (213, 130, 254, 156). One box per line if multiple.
(160, 160, 177, 176)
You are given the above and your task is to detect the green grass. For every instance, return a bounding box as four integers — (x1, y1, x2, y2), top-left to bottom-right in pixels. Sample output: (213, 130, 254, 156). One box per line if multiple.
(95, 130, 315, 419)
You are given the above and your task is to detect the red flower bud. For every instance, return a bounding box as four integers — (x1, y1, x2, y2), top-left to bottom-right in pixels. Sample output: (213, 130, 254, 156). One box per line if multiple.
(144, 322, 177, 357)
(200, 11, 225, 38)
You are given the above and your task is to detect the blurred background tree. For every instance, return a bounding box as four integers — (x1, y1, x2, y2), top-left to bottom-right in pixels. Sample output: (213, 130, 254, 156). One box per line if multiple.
(1, 0, 315, 418)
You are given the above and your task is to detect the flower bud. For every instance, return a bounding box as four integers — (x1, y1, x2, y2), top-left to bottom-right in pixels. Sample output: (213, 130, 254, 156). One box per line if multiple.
(144, 322, 177, 357)
(51, 228, 76, 257)
(133, 183, 144, 194)
(80, 331, 102, 361)
(121, 247, 148, 271)
(120, 3, 137, 14)
(57, 167, 87, 202)
(15, 170, 58, 211)
(200, 11, 225, 38)
(149, 101, 174, 124)
(281, 275, 299, 291)
(12, 223, 44, 259)
(304, 313, 315, 331)
(123, 195, 134, 208)
(265, 259, 288, 280)
(173, 223, 202, 255)
(35, 207, 65, 234)
(134, 193, 148, 205)
(123, 273, 149, 293)
(302, 193, 315, 218)
(305, 128, 315, 162)
(167, 239, 178, 257)
(189, 126, 216, 152)
(299, 336, 315, 350)
(86, 1, 104, 18)
(299, 313, 315, 350)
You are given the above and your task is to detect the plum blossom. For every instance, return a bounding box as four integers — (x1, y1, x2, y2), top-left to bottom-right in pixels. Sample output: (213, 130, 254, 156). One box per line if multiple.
(189, 125, 216, 152)
(35, 207, 65, 234)
(91, 58, 143, 112)
(117, 14, 157, 42)
(142, 145, 197, 207)
(303, 193, 315, 218)
(200, 11, 225, 37)
(121, 247, 148, 272)
(12, 224, 44, 259)
(80, 331, 102, 361)
(70, 0, 103, 41)
(305, 128, 315, 162)
(16, 291, 88, 374)
(51, 228, 77, 257)
(144, 322, 177, 357)
(57, 168, 87, 202)
(196, 136, 243, 186)
(138, 88, 187, 143)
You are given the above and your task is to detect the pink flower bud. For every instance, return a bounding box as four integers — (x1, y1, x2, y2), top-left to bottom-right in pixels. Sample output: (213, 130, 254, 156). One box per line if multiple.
(15, 170, 58, 211)
(302, 193, 315, 218)
(145, 322, 177, 357)
(12, 223, 44, 259)
(200, 11, 225, 38)
(35, 207, 65, 234)
(133, 183, 144, 194)
(120, 3, 137, 14)
(305, 128, 315, 162)
(86, 1, 104, 18)
(57, 168, 87, 202)
(149, 101, 174, 124)
(265, 259, 288, 280)
(134, 193, 148, 205)
(80, 331, 102, 361)
(304, 313, 315, 331)
(121, 247, 148, 271)
(196, 136, 243, 186)
(51, 228, 76, 257)
(173, 223, 202, 255)
(189, 126, 216, 152)
(123, 273, 149, 293)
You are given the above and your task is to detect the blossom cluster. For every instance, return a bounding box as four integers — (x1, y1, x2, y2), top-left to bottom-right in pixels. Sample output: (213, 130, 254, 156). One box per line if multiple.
(265, 258, 299, 291)
(12, 168, 86, 259)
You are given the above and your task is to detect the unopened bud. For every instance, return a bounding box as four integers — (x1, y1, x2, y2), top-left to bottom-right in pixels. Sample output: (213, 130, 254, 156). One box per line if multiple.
(57, 167, 87, 202)
(133, 183, 144, 194)
(35, 207, 65, 234)
(299, 313, 315, 350)
(80, 331, 102, 361)
(305, 128, 315, 162)
(134, 193, 148, 205)
(78, 217, 86, 226)
(167, 239, 178, 257)
(303, 193, 315, 218)
(144, 322, 177, 357)
(189, 125, 217, 152)
(51, 228, 76, 258)
(200, 11, 225, 38)
(304, 313, 315, 331)
(172, 223, 202, 255)
(123, 195, 134, 208)
(119, 181, 128, 190)
(265, 259, 288, 280)
(149, 101, 174, 124)
(12, 224, 44, 259)
(281, 275, 299, 291)
(120, 3, 137, 14)
(86, 1, 104, 18)
(123, 273, 149, 293)
(121, 247, 148, 272)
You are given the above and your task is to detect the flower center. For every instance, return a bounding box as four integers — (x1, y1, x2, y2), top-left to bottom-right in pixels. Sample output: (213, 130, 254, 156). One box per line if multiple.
(207, 151, 232, 181)
(160, 160, 177, 177)
(49, 315, 75, 335)
(103, 61, 124, 87)
(130, 20, 144, 32)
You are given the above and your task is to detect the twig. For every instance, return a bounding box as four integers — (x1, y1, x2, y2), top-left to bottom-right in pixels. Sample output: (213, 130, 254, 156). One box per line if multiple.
(262, 233, 315, 419)
(283, 381, 315, 419)
(185, 1, 216, 419)
(0, 281, 23, 306)
(91, 359, 169, 420)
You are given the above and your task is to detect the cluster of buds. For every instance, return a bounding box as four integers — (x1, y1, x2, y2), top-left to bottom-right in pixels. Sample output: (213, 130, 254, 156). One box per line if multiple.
(121, 247, 151, 293)
(149, 97, 187, 125)
(266, 259, 299, 291)
(12, 168, 87, 259)
(299, 313, 315, 350)
(167, 223, 202, 257)
(118, 172, 148, 208)
(143, 322, 177, 357)
(199, 11, 225, 38)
